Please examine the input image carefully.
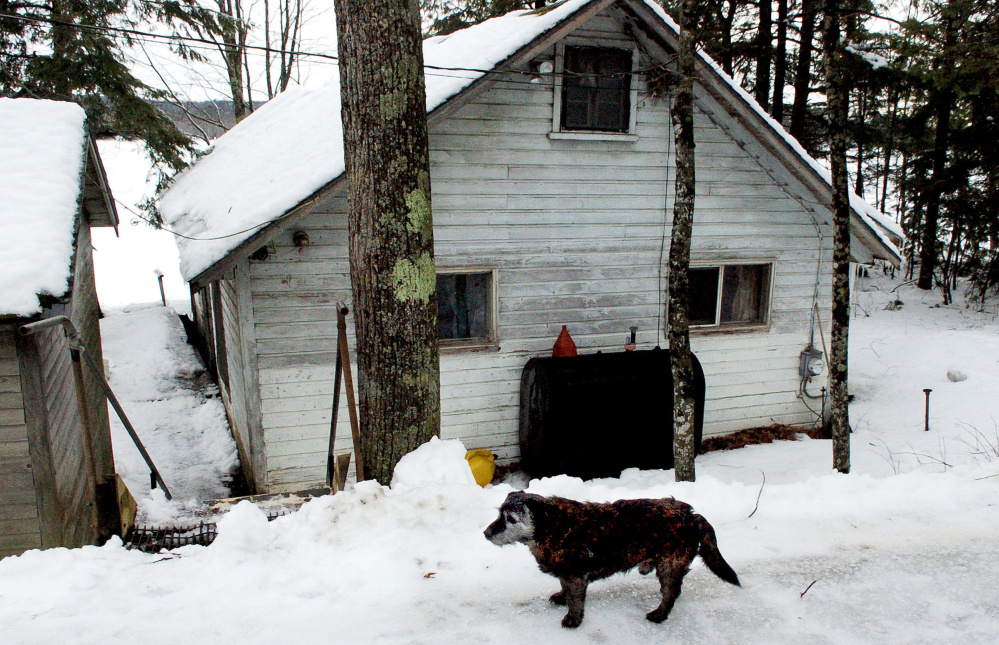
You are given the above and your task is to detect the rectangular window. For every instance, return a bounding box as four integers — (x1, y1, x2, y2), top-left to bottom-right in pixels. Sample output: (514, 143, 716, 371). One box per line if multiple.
(689, 263, 772, 328)
(560, 46, 633, 132)
(437, 270, 496, 348)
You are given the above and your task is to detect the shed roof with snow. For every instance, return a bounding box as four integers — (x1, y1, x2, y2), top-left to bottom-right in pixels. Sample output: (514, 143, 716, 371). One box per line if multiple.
(159, 0, 902, 283)
(0, 98, 118, 317)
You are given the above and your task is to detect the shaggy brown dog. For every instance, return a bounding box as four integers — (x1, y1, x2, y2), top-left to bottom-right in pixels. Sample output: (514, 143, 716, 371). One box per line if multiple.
(484, 491, 739, 628)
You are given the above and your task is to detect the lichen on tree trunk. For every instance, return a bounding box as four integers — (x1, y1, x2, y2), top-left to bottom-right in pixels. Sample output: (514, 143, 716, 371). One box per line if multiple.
(822, 0, 850, 474)
(334, 0, 442, 484)
(668, 0, 698, 483)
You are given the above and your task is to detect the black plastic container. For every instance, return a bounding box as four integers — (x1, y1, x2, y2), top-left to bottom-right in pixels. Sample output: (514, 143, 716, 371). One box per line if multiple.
(519, 347, 705, 479)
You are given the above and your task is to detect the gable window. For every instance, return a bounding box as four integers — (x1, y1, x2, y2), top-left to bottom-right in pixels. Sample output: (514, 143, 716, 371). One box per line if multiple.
(562, 46, 632, 131)
(689, 263, 773, 328)
(437, 269, 497, 350)
(551, 44, 638, 138)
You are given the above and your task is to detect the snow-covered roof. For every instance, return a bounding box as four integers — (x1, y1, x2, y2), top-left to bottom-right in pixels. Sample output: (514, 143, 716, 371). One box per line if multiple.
(160, 0, 591, 281)
(0, 99, 89, 317)
(160, 0, 901, 282)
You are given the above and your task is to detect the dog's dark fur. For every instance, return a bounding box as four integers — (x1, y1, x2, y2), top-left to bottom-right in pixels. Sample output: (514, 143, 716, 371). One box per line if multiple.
(484, 491, 739, 628)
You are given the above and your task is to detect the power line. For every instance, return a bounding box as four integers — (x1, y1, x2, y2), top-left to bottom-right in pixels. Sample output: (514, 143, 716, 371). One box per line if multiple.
(0, 10, 677, 81)
(0, 10, 339, 61)
(115, 198, 271, 241)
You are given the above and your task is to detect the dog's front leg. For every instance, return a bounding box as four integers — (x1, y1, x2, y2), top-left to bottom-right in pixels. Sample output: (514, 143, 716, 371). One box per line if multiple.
(559, 576, 588, 628)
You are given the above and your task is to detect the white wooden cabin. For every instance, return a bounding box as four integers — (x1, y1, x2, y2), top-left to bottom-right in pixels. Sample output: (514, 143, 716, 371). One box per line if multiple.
(159, 0, 902, 493)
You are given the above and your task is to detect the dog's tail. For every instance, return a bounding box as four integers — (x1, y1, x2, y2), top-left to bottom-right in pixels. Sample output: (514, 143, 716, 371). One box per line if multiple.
(695, 514, 740, 586)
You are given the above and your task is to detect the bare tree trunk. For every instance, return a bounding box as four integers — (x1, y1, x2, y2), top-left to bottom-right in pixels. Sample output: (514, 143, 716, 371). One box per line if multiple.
(823, 0, 850, 473)
(279, 0, 304, 92)
(771, 0, 788, 122)
(917, 92, 953, 290)
(917, 89, 955, 290)
(895, 151, 909, 222)
(334, 0, 442, 484)
(717, 0, 737, 76)
(669, 0, 698, 483)
(879, 91, 900, 213)
(790, 0, 818, 140)
(264, 0, 274, 98)
(215, 0, 247, 120)
(854, 92, 865, 198)
(755, 0, 773, 110)
(264, 0, 305, 99)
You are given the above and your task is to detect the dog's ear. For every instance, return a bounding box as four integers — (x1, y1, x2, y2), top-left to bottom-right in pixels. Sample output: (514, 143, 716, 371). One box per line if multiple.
(513, 492, 547, 522)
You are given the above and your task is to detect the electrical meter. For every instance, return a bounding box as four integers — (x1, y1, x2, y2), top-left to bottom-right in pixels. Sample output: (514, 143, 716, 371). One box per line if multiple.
(799, 346, 824, 378)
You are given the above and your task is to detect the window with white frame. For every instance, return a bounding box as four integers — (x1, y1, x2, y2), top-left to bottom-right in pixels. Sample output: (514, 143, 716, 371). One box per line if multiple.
(552, 44, 638, 136)
(689, 263, 773, 328)
(437, 269, 496, 348)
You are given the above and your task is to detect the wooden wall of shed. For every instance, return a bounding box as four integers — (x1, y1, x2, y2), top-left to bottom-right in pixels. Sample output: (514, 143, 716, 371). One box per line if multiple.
(0, 325, 41, 558)
(16, 325, 98, 550)
(239, 7, 832, 491)
(69, 214, 114, 493)
(217, 271, 254, 485)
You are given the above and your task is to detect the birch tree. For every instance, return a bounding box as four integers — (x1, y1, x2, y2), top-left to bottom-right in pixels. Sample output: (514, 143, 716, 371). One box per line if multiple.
(334, 0, 442, 484)
(822, 0, 850, 473)
(668, 0, 699, 482)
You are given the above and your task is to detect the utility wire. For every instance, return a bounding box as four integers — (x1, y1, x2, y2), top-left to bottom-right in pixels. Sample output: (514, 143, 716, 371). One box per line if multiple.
(115, 198, 270, 241)
(0, 10, 678, 81)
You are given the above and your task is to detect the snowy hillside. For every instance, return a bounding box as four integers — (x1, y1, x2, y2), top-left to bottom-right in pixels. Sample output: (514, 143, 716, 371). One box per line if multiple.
(0, 273, 997, 643)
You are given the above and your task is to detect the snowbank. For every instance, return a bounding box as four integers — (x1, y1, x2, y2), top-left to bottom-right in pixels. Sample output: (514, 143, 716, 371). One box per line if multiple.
(391, 437, 478, 489)
(0, 99, 88, 316)
(4, 273, 998, 642)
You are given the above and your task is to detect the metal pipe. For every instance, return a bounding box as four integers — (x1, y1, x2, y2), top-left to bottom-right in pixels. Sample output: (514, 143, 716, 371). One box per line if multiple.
(19, 316, 171, 498)
(89, 357, 171, 498)
(923, 388, 932, 432)
(18, 315, 76, 337)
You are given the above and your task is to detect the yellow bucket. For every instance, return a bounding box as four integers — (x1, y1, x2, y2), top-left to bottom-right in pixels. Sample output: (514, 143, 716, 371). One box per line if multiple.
(465, 449, 496, 487)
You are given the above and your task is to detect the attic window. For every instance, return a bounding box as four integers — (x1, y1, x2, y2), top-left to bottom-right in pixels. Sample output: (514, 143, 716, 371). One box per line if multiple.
(552, 45, 637, 137)
(689, 263, 773, 328)
(437, 269, 497, 350)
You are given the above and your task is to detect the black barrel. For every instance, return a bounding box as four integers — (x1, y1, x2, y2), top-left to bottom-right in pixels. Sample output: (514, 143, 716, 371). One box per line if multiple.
(518, 347, 705, 479)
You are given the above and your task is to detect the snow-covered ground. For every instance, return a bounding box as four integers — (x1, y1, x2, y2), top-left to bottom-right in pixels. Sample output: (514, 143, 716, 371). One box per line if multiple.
(1, 273, 998, 644)
(101, 304, 239, 523)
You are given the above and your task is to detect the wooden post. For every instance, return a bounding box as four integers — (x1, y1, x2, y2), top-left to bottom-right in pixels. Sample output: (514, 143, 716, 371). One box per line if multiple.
(154, 270, 166, 306)
(336, 305, 365, 482)
(326, 312, 345, 489)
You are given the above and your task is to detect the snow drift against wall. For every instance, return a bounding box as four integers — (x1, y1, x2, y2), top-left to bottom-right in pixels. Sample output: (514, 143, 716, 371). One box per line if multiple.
(0, 99, 88, 316)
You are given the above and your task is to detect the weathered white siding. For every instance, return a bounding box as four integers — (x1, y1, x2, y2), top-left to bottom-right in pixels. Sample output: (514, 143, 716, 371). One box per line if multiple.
(250, 204, 354, 491)
(218, 272, 249, 461)
(240, 6, 832, 491)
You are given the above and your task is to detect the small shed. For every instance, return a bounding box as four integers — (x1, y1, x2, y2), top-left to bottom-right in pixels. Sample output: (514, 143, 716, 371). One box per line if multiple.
(0, 99, 119, 558)
(159, 0, 903, 493)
